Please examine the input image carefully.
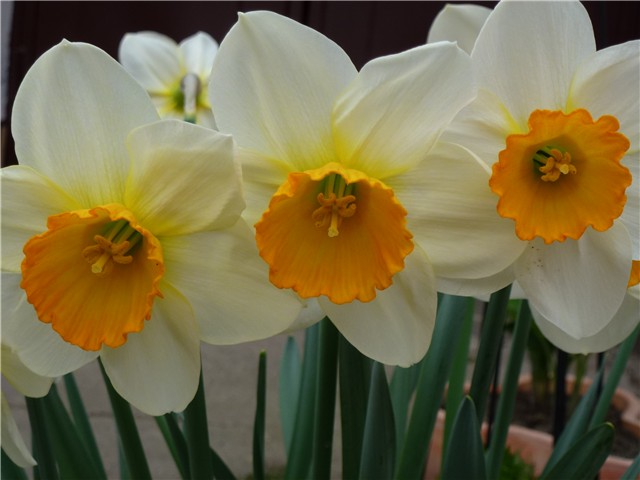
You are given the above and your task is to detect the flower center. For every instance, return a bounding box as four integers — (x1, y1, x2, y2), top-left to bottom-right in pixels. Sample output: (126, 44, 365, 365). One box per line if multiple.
(311, 173, 357, 237)
(533, 146, 577, 182)
(489, 109, 631, 243)
(81, 219, 143, 276)
(255, 163, 413, 304)
(21, 204, 164, 351)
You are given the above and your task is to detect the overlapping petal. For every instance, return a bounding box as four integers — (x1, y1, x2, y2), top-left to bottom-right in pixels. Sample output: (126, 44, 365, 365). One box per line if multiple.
(124, 120, 244, 236)
(180, 31, 218, 80)
(319, 247, 436, 367)
(1, 166, 80, 272)
(1, 395, 36, 467)
(118, 31, 183, 93)
(101, 283, 200, 415)
(161, 221, 302, 345)
(472, 0, 595, 124)
(209, 10, 357, 172)
(427, 3, 491, 54)
(1, 344, 52, 397)
(12, 41, 159, 207)
(1, 273, 98, 377)
(514, 224, 632, 339)
(333, 42, 475, 179)
(389, 141, 525, 285)
(532, 292, 640, 354)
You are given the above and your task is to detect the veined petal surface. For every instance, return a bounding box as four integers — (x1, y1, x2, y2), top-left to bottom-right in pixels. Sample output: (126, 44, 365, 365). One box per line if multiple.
(532, 292, 640, 354)
(427, 3, 491, 54)
(389, 142, 525, 283)
(1, 395, 36, 468)
(1, 273, 98, 376)
(161, 221, 302, 345)
(124, 120, 244, 236)
(1, 166, 80, 272)
(569, 41, 640, 153)
(1, 344, 52, 397)
(472, 0, 595, 124)
(119, 31, 183, 93)
(333, 42, 475, 179)
(515, 224, 632, 339)
(319, 247, 437, 367)
(209, 10, 357, 171)
(180, 31, 218, 80)
(12, 41, 159, 207)
(101, 283, 200, 415)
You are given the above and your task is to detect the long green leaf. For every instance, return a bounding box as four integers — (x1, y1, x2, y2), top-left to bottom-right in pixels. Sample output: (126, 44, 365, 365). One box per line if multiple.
(485, 300, 533, 479)
(279, 336, 302, 457)
(441, 396, 486, 480)
(389, 363, 421, 457)
(359, 362, 395, 480)
(63, 372, 106, 477)
(312, 318, 339, 480)
(395, 294, 472, 480)
(469, 284, 512, 424)
(26, 395, 59, 480)
(1, 448, 28, 480)
(99, 360, 151, 480)
(41, 384, 106, 479)
(285, 322, 321, 480)
(210, 447, 236, 480)
(339, 333, 373, 480)
(253, 351, 267, 480)
(540, 423, 614, 480)
(155, 414, 190, 480)
(184, 367, 213, 480)
(621, 453, 640, 480)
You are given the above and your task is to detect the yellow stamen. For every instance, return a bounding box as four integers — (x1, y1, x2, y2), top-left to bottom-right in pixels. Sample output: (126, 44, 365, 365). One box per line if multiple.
(311, 173, 357, 237)
(535, 147, 577, 182)
(81, 220, 141, 276)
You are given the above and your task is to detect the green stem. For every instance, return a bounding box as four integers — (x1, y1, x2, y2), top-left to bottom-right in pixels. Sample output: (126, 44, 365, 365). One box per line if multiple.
(184, 367, 213, 480)
(25, 396, 59, 480)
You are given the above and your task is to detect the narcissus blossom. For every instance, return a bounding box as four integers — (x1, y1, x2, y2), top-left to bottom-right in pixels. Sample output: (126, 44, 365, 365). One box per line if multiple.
(1, 41, 301, 415)
(431, 0, 639, 349)
(208, 11, 514, 366)
(119, 31, 217, 126)
(1, 343, 52, 468)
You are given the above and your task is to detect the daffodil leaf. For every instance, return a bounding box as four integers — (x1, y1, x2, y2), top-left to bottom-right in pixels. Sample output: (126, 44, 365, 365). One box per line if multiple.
(1, 449, 28, 480)
(359, 362, 395, 480)
(441, 396, 486, 480)
(540, 423, 614, 480)
(279, 336, 302, 457)
(155, 414, 190, 480)
(253, 351, 267, 480)
(389, 362, 420, 457)
(339, 334, 373, 479)
(184, 369, 213, 480)
(485, 300, 533, 480)
(621, 453, 640, 480)
(25, 396, 59, 480)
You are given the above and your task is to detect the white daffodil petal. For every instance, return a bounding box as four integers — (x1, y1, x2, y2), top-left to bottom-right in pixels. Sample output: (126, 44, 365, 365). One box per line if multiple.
(532, 293, 640, 354)
(118, 31, 183, 93)
(124, 120, 244, 236)
(282, 298, 325, 333)
(1, 395, 36, 468)
(162, 220, 302, 344)
(209, 10, 357, 171)
(515, 224, 632, 339)
(319, 247, 437, 367)
(197, 107, 217, 130)
(427, 3, 492, 54)
(1, 273, 99, 376)
(334, 42, 475, 179)
(1, 344, 52, 397)
(472, 0, 595, 124)
(1, 166, 79, 272)
(629, 285, 640, 302)
(390, 142, 526, 283)
(12, 41, 159, 206)
(569, 41, 640, 153)
(437, 266, 515, 298)
(101, 282, 200, 415)
(180, 31, 218, 80)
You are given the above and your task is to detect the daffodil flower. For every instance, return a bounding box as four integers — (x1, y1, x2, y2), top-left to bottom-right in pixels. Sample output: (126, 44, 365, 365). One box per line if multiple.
(206, 11, 510, 366)
(431, 0, 639, 349)
(1, 343, 52, 468)
(119, 31, 217, 126)
(1, 41, 301, 415)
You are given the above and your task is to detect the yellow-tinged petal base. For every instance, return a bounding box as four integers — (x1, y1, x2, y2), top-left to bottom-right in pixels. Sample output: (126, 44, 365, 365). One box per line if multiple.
(490, 109, 631, 243)
(21, 204, 164, 351)
(255, 163, 413, 304)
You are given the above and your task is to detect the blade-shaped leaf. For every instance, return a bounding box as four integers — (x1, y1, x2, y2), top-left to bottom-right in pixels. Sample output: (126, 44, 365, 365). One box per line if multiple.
(155, 413, 190, 479)
(280, 336, 302, 457)
(253, 351, 267, 480)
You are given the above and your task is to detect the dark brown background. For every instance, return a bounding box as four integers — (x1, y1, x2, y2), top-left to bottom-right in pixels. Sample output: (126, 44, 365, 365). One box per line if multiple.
(2, 1, 639, 166)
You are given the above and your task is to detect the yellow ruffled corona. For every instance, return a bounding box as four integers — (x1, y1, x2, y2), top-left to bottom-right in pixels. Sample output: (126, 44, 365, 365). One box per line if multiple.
(490, 109, 631, 243)
(21, 205, 164, 351)
(255, 163, 413, 304)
